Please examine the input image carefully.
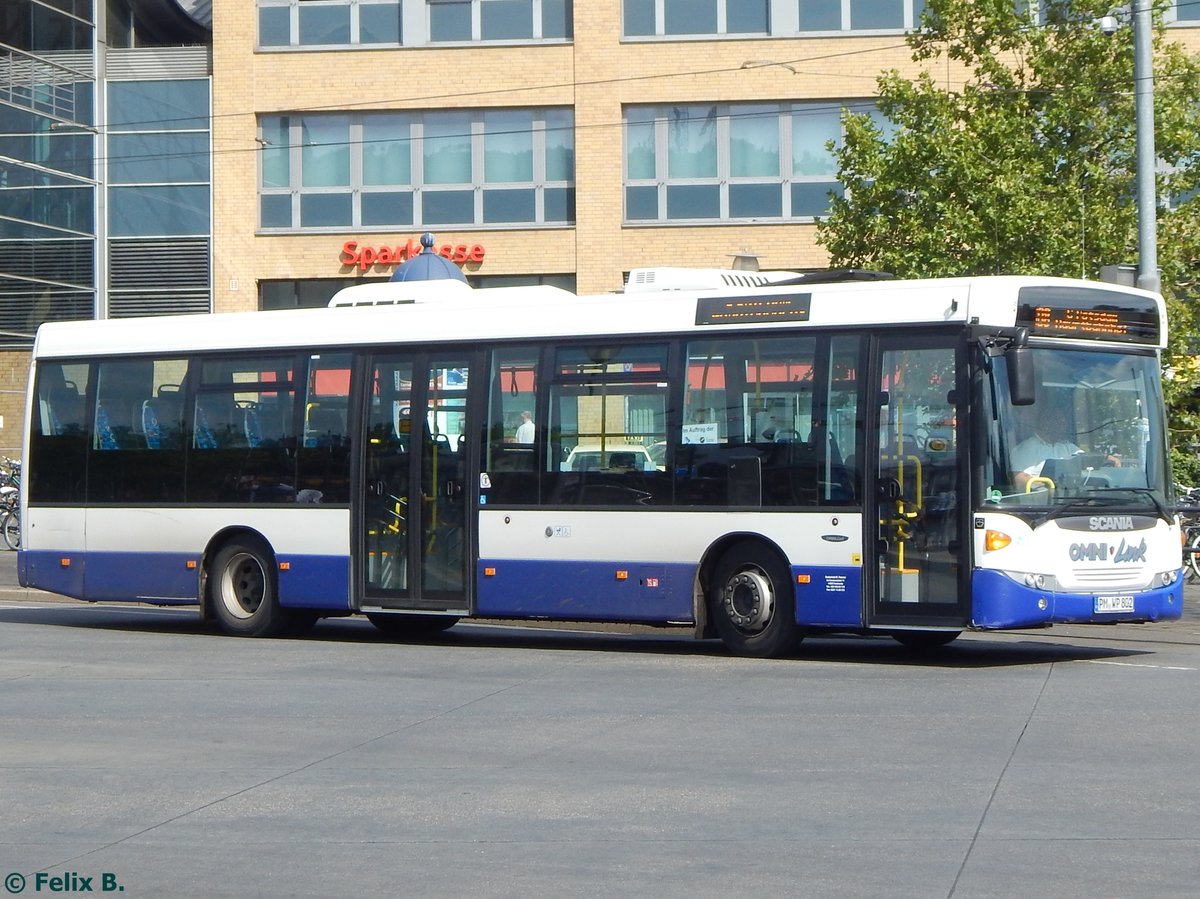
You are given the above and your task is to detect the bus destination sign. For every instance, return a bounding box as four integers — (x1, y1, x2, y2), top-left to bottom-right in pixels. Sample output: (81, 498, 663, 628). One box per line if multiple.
(1015, 286, 1160, 345)
(696, 293, 812, 326)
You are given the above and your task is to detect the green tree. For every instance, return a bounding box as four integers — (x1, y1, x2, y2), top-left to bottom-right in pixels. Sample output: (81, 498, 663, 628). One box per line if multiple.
(818, 0, 1200, 475)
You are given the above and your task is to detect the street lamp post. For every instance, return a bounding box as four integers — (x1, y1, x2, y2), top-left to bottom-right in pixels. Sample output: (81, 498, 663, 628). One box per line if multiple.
(1133, 0, 1160, 293)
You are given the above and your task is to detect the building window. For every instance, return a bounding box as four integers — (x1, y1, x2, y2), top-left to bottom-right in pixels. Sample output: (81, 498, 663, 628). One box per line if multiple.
(259, 109, 575, 230)
(798, 0, 922, 31)
(257, 0, 573, 47)
(624, 102, 871, 224)
(428, 0, 573, 42)
(623, 0, 768, 36)
(259, 0, 402, 47)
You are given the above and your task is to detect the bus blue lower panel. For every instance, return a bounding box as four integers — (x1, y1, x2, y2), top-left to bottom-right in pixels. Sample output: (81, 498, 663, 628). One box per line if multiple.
(972, 569, 1183, 629)
(477, 560, 866, 627)
(794, 566, 863, 627)
(20, 549, 350, 609)
(477, 559, 695, 622)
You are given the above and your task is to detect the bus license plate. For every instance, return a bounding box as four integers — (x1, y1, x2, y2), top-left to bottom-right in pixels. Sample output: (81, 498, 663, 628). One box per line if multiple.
(1095, 595, 1135, 614)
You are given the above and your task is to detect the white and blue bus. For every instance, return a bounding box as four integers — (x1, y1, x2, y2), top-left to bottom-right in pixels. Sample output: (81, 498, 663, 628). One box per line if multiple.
(18, 269, 1183, 656)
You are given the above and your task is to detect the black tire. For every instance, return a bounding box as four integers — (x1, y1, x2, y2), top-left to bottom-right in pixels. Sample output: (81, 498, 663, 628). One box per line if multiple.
(210, 538, 291, 637)
(367, 613, 459, 637)
(891, 630, 961, 650)
(708, 542, 800, 658)
(1, 510, 18, 551)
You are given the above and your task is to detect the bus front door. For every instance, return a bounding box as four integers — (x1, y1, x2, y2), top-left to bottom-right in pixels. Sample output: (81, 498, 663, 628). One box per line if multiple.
(360, 353, 475, 612)
(867, 337, 968, 628)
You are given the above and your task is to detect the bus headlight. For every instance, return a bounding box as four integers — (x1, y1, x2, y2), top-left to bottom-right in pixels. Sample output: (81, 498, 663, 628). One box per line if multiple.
(1159, 569, 1178, 586)
(999, 570, 1060, 591)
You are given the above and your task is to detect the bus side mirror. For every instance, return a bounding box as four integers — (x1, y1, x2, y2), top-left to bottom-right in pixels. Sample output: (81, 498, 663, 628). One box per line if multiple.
(1007, 344, 1036, 406)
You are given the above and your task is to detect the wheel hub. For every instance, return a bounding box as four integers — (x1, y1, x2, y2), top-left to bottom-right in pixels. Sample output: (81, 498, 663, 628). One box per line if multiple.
(721, 569, 775, 634)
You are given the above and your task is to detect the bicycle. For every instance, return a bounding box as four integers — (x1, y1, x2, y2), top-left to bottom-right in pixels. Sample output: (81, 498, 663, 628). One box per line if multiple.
(1178, 485, 1200, 582)
(1, 456, 20, 551)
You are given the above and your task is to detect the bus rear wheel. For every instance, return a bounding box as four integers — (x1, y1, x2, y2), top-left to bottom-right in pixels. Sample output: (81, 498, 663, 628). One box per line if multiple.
(708, 542, 800, 658)
(210, 538, 291, 637)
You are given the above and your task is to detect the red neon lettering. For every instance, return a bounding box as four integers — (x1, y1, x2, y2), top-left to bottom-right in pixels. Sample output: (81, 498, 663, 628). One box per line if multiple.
(340, 239, 486, 269)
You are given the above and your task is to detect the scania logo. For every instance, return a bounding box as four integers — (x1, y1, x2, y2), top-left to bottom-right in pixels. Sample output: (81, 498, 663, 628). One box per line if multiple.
(1069, 538, 1147, 563)
(1089, 515, 1135, 531)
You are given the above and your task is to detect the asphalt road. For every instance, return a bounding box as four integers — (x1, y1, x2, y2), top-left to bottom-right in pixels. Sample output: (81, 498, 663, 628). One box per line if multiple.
(2, 549, 1199, 898)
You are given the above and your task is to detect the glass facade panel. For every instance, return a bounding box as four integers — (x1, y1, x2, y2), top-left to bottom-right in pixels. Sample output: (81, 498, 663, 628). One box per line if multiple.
(300, 192, 353, 226)
(666, 106, 717, 179)
(362, 191, 414, 225)
(666, 183, 719, 219)
(791, 181, 840, 217)
(483, 188, 536, 222)
(542, 0, 572, 37)
(108, 81, 209, 131)
(422, 189, 475, 224)
(299, 4, 351, 44)
(851, 0, 904, 29)
(109, 133, 208, 184)
(259, 6, 291, 45)
(109, 185, 209, 237)
(430, 1, 472, 40)
(360, 2, 402, 42)
(301, 117, 351, 187)
(798, 0, 841, 30)
(623, 0, 655, 35)
(484, 110, 534, 182)
(792, 110, 841, 176)
(730, 106, 779, 177)
(261, 116, 291, 187)
(482, 0, 534, 39)
(545, 108, 575, 181)
(727, 0, 768, 31)
(664, 0, 716, 34)
(261, 194, 293, 228)
(543, 186, 574, 222)
(363, 115, 411, 185)
(729, 183, 782, 218)
(423, 114, 472, 184)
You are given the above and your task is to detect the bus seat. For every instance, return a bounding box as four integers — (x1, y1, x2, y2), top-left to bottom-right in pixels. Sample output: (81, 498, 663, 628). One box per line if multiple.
(94, 405, 119, 450)
(194, 403, 218, 449)
(243, 406, 263, 448)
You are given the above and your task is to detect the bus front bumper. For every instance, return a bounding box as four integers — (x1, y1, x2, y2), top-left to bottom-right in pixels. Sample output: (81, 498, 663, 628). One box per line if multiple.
(971, 569, 1183, 629)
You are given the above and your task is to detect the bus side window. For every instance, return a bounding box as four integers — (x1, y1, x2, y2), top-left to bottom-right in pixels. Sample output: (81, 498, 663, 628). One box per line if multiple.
(30, 362, 92, 504)
(484, 347, 540, 505)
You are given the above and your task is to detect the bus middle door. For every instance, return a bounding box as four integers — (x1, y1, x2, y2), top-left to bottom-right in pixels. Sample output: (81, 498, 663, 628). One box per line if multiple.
(867, 336, 968, 628)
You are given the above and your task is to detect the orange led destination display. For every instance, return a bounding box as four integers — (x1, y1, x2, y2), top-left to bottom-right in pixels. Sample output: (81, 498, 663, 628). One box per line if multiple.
(696, 293, 812, 326)
(1015, 286, 1159, 345)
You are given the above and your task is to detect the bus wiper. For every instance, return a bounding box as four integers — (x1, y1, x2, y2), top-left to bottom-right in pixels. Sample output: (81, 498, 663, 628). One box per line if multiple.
(1093, 487, 1172, 524)
(1037, 487, 1171, 527)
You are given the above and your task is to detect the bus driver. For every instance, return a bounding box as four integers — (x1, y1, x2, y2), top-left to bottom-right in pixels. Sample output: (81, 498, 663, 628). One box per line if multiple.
(1010, 404, 1080, 491)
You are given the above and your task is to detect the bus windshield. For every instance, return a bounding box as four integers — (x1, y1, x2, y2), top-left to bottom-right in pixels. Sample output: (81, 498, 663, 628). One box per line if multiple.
(983, 347, 1170, 513)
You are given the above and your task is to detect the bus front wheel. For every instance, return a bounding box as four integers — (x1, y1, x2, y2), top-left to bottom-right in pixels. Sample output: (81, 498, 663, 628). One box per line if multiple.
(210, 538, 291, 637)
(709, 542, 800, 658)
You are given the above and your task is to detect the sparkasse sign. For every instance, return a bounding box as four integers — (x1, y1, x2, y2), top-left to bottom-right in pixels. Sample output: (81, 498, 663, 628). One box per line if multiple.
(340, 238, 486, 272)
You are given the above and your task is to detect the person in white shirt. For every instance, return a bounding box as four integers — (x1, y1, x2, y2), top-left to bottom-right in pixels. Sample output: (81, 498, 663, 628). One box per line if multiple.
(1010, 405, 1079, 490)
(515, 410, 535, 444)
